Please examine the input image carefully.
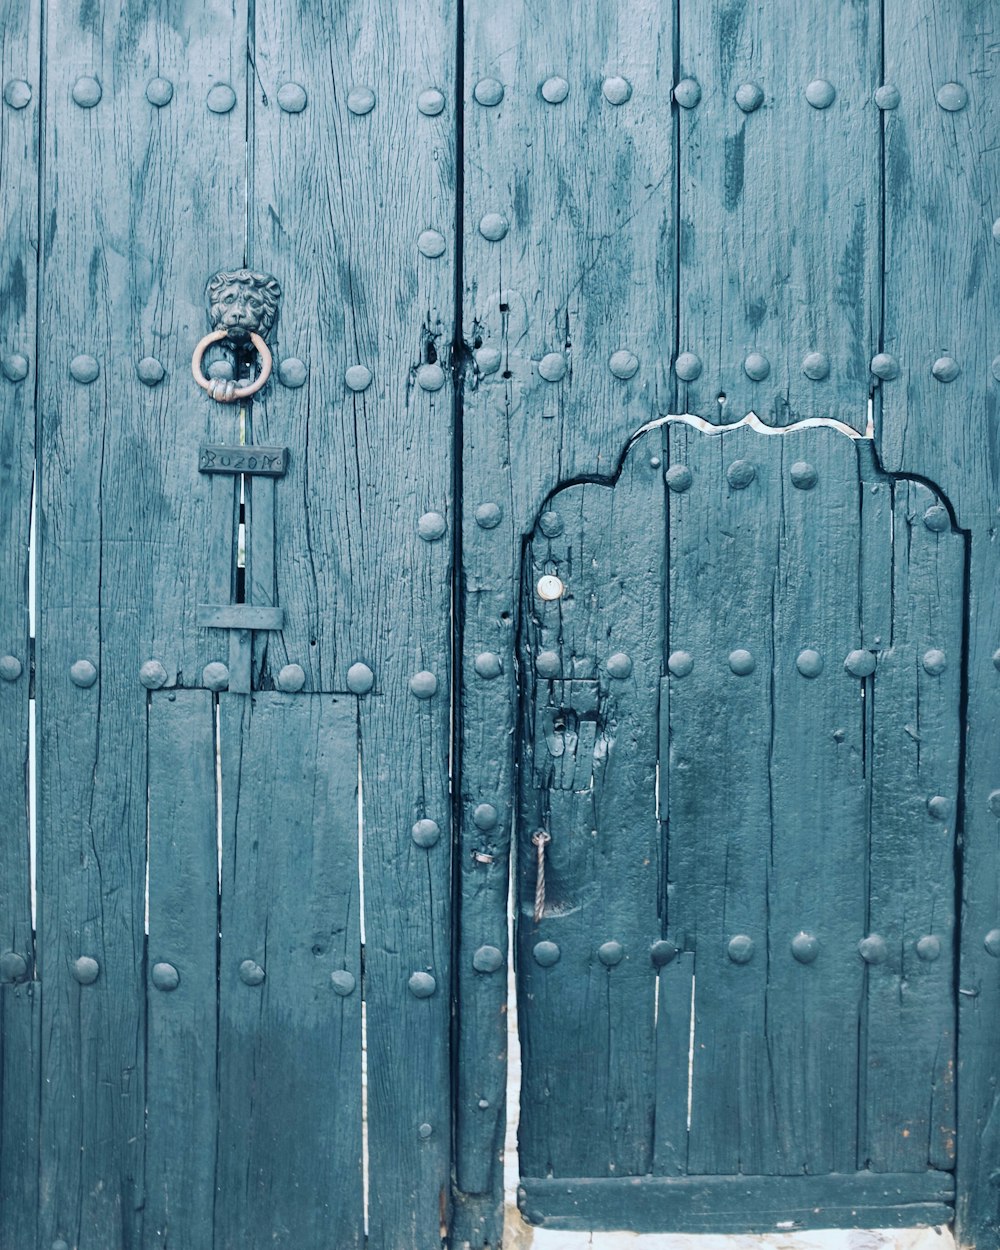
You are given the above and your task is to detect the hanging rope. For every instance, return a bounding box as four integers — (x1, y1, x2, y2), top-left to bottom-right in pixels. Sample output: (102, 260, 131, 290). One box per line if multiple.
(532, 830, 551, 923)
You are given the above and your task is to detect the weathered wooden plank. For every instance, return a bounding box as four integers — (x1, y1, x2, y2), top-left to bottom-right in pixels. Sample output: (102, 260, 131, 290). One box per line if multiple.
(250, 6, 456, 1246)
(146, 690, 218, 1248)
(865, 480, 962, 1173)
(0, 5, 40, 1245)
(516, 430, 664, 1180)
(35, 5, 247, 1246)
(518, 1171, 955, 1233)
(458, 6, 675, 1227)
(665, 423, 779, 1175)
(677, 1, 879, 427)
(762, 428, 868, 1174)
(197, 604, 283, 630)
(216, 692, 363, 1248)
(653, 949, 693, 1175)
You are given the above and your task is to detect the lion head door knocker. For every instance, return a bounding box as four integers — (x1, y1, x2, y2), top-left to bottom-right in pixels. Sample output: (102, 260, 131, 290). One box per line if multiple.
(190, 268, 282, 403)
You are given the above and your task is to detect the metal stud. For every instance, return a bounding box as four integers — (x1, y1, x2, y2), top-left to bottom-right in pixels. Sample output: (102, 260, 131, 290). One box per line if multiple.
(417, 229, 446, 258)
(69, 354, 99, 384)
(729, 648, 755, 676)
(1, 353, 29, 382)
(71, 956, 100, 985)
(922, 648, 946, 676)
(538, 352, 567, 382)
(844, 649, 876, 678)
(665, 464, 693, 493)
(727, 459, 755, 489)
(278, 357, 308, 387)
(985, 930, 1000, 958)
(239, 959, 265, 986)
(936, 82, 968, 112)
(932, 355, 960, 382)
(418, 1122, 434, 1139)
(417, 88, 446, 116)
(609, 349, 639, 379)
(145, 77, 173, 107)
(802, 351, 830, 380)
(151, 962, 180, 991)
(532, 940, 560, 967)
(735, 82, 764, 113)
(70, 659, 98, 688)
(346, 662, 375, 694)
(478, 1098, 490, 1109)
(916, 935, 941, 962)
(602, 76, 632, 106)
(0, 655, 23, 681)
(870, 352, 900, 380)
(207, 359, 233, 381)
(606, 652, 633, 680)
(743, 352, 770, 381)
(790, 461, 818, 490)
(476, 347, 501, 374)
(993, 648, 1000, 672)
(989, 790, 1000, 818)
(418, 511, 447, 541)
(53, 1240, 70, 1250)
(3, 79, 31, 110)
(541, 76, 569, 104)
(536, 574, 564, 601)
(276, 663, 306, 692)
(473, 78, 504, 107)
(72, 76, 102, 108)
(598, 940, 624, 967)
(479, 212, 509, 242)
(667, 650, 694, 678)
(411, 818, 441, 848)
(993, 355, 1000, 382)
(202, 661, 229, 691)
(330, 970, 356, 995)
(727, 934, 754, 964)
(137, 356, 165, 385)
(874, 84, 901, 110)
(535, 651, 560, 678)
(346, 86, 376, 115)
(993, 219, 1000, 243)
(409, 670, 438, 699)
(0, 951, 28, 981)
(475, 502, 502, 529)
(858, 935, 888, 964)
(277, 82, 308, 113)
(473, 803, 498, 831)
(474, 652, 502, 679)
(345, 364, 372, 391)
(139, 659, 168, 689)
(650, 939, 677, 967)
(796, 649, 824, 678)
(206, 83, 237, 114)
(923, 504, 949, 532)
(927, 795, 950, 820)
(674, 78, 701, 108)
(805, 79, 835, 109)
(791, 932, 819, 964)
(473, 945, 504, 973)
(416, 363, 446, 391)
(408, 971, 436, 997)
(674, 351, 702, 381)
(538, 510, 564, 537)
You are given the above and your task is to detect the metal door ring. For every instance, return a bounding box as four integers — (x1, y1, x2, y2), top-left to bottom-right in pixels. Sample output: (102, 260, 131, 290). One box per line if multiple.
(191, 329, 273, 403)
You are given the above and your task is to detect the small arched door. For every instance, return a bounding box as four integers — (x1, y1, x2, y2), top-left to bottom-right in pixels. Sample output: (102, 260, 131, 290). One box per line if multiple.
(516, 421, 962, 1233)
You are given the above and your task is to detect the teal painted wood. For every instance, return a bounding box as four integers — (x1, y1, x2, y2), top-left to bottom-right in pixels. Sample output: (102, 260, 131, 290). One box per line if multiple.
(146, 690, 218, 1248)
(518, 1171, 955, 1234)
(216, 693, 363, 1249)
(677, 1, 879, 427)
(35, 5, 247, 1246)
(516, 429, 665, 1180)
(249, 8, 456, 1244)
(0, 5, 40, 1248)
(865, 480, 963, 1173)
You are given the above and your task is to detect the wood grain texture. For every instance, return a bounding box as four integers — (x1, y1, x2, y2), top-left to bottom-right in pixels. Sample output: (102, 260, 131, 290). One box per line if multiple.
(216, 693, 362, 1249)
(516, 429, 664, 1179)
(677, 1, 879, 427)
(249, 9, 455, 1244)
(146, 690, 218, 1248)
(0, 4, 40, 1246)
(35, 4, 246, 1246)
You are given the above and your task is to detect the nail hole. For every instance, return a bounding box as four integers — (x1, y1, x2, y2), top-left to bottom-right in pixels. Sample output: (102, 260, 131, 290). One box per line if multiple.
(502, 370, 512, 379)
(499, 303, 509, 312)
(717, 392, 727, 404)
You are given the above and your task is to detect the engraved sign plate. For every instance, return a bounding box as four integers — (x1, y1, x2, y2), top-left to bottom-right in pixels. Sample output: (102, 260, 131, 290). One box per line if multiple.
(198, 444, 288, 476)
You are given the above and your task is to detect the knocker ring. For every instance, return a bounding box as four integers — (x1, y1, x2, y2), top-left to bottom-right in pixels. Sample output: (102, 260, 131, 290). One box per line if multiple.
(191, 328, 273, 403)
